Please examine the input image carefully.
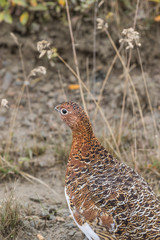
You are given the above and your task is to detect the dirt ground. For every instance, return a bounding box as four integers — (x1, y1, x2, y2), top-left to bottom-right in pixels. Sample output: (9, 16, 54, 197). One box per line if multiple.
(0, 11, 160, 240)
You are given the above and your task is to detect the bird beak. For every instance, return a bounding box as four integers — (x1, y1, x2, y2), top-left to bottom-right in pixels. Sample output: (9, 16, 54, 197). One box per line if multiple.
(55, 105, 60, 112)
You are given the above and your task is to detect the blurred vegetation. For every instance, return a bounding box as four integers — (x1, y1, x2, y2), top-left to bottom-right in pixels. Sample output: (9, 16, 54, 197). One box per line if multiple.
(0, 0, 160, 26)
(0, 196, 22, 239)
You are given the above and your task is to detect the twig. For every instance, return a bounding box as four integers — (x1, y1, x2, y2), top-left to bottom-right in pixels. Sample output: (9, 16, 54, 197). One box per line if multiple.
(58, 70, 67, 102)
(93, 45, 122, 121)
(137, 47, 160, 157)
(118, 0, 140, 146)
(118, 49, 132, 146)
(65, 0, 87, 114)
(92, 0, 98, 94)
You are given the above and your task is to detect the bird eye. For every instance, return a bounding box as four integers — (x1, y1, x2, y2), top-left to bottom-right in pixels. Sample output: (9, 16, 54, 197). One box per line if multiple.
(61, 108, 68, 115)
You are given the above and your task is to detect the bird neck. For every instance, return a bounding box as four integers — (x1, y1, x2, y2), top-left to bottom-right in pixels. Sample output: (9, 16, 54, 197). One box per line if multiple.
(71, 124, 98, 156)
(72, 120, 94, 143)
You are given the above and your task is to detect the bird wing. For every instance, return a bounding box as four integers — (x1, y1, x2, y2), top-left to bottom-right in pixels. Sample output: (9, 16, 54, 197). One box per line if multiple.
(84, 157, 160, 239)
(66, 151, 160, 239)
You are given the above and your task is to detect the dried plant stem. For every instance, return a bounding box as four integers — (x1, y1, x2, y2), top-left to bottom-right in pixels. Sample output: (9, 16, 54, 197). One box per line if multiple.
(93, 0, 98, 93)
(137, 47, 160, 156)
(57, 55, 122, 160)
(18, 43, 27, 80)
(25, 85, 38, 155)
(65, 0, 87, 114)
(0, 156, 61, 202)
(5, 41, 27, 155)
(104, 29, 147, 137)
(58, 70, 67, 101)
(86, 57, 90, 101)
(118, 49, 132, 146)
(5, 84, 25, 156)
(5, 37, 36, 157)
(93, 45, 122, 121)
(118, 0, 140, 146)
(133, 0, 140, 29)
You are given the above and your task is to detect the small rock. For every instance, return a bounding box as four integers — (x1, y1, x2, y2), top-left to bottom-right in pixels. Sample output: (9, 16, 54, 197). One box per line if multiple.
(30, 220, 36, 228)
(65, 223, 75, 228)
(0, 116, 6, 126)
(41, 210, 50, 220)
(49, 215, 56, 221)
(56, 216, 65, 222)
(2, 71, 13, 90)
(40, 83, 53, 93)
(22, 119, 31, 127)
(47, 99, 56, 108)
(68, 230, 76, 236)
(28, 113, 37, 121)
(23, 220, 30, 228)
(48, 91, 56, 98)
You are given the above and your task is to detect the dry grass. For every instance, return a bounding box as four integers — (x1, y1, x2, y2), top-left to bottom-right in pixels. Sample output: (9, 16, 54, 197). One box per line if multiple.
(0, 195, 22, 240)
(0, 33, 61, 202)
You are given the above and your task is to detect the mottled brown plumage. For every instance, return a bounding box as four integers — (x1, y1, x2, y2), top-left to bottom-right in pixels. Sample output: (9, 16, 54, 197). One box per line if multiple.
(55, 102, 160, 240)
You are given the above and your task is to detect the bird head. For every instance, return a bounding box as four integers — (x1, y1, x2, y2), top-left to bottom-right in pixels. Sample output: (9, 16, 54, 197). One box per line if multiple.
(55, 102, 93, 136)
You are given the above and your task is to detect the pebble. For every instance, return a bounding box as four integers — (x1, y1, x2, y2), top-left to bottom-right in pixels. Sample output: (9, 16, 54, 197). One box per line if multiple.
(41, 210, 50, 219)
(28, 113, 37, 121)
(2, 71, 13, 90)
(68, 230, 76, 236)
(0, 116, 6, 126)
(40, 83, 53, 93)
(65, 223, 75, 228)
(30, 220, 36, 228)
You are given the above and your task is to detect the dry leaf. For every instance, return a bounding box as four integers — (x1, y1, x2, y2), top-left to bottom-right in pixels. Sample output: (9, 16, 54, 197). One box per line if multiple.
(154, 15, 160, 22)
(58, 0, 65, 7)
(20, 11, 29, 25)
(68, 84, 80, 90)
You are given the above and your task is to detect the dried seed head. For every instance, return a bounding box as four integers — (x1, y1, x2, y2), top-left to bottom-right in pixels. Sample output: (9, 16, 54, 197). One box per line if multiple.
(29, 66, 46, 79)
(1, 99, 9, 108)
(97, 18, 108, 30)
(97, 18, 104, 29)
(37, 40, 51, 58)
(37, 40, 50, 52)
(39, 50, 47, 59)
(119, 27, 141, 50)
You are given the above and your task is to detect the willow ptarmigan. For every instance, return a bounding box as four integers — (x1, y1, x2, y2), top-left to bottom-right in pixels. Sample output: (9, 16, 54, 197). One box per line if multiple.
(55, 102, 160, 240)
